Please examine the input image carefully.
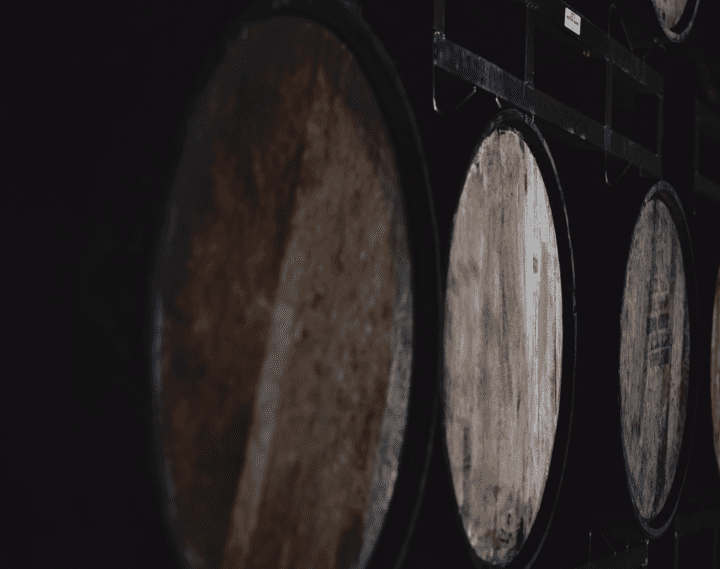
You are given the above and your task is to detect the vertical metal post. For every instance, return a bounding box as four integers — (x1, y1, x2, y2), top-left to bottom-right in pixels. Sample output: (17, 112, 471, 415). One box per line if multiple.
(693, 96, 700, 214)
(433, 0, 445, 33)
(656, 49, 665, 175)
(663, 49, 700, 218)
(604, 44, 615, 186)
(605, 58, 613, 131)
(524, 4, 536, 89)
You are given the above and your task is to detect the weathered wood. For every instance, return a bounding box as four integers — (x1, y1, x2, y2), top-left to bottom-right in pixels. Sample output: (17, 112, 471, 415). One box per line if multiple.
(619, 198, 690, 522)
(713, 266, 720, 474)
(157, 17, 412, 569)
(652, 0, 688, 32)
(444, 128, 563, 566)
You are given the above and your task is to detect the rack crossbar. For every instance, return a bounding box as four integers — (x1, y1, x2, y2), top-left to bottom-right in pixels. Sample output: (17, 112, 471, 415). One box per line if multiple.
(433, 33, 662, 178)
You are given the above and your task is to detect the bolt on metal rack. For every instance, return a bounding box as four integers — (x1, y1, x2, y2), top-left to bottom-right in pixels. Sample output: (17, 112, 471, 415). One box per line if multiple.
(432, 0, 664, 185)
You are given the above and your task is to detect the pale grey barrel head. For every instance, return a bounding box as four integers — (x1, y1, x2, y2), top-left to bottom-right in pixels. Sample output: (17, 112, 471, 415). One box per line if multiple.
(619, 197, 690, 522)
(444, 128, 562, 566)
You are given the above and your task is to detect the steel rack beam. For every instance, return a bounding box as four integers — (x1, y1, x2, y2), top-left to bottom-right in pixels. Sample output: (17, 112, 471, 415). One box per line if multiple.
(432, 33, 662, 178)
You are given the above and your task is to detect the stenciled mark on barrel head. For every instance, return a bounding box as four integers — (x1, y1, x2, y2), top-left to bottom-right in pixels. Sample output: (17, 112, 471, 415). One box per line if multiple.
(480, 486, 524, 563)
(647, 276, 672, 369)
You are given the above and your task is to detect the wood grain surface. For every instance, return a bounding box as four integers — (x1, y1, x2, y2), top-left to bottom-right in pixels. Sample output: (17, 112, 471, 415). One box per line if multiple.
(652, 0, 688, 31)
(712, 266, 720, 474)
(444, 129, 563, 566)
(156, 17, 412, 569)
(619, 198, 689, 522)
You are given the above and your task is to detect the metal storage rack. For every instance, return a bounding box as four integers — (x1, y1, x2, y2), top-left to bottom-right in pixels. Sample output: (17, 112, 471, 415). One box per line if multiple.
(429, 1, 720, 568)
(432, 0, 664, 181)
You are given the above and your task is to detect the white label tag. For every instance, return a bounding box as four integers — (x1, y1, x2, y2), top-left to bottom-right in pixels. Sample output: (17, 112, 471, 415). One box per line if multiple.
(564, 7, 581, 35)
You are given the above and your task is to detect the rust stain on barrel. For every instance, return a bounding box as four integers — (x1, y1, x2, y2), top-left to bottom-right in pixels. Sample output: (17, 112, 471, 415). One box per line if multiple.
(712, 266, 720, 474)
(157, 17, 412, 569)
(619, 198, 689, 521)
(444, 129, 562, 565)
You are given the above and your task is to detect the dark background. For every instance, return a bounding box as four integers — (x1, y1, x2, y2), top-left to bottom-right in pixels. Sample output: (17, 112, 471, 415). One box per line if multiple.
(6, 0, 718, 567)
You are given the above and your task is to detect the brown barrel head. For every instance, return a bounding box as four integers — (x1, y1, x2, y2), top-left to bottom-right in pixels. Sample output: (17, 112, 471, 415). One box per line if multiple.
(155, 16, 412, 569)
(444, 128, 563, 566)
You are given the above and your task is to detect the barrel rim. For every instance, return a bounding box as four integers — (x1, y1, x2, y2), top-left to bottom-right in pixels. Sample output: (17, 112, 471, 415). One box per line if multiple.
(440, 109, 578, 569)
(613, 180, 700, 538)
(143, 1, 443, 568)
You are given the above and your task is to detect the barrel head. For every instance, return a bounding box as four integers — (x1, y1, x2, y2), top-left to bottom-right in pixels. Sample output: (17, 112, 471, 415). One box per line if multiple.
(150, 14, 416, 569)
(619, 195, 690, 523)
(444, 127, 563, 566)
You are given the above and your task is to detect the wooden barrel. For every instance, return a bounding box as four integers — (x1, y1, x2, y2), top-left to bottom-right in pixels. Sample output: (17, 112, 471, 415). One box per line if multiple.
(713, 265, 720, 474)
(441, 109, 576, 568)
(648, 0, 700, 42)
(611, 0, 700, 45)
(572, 180, 699, 542)
(618, 184, 691, 522)
(146, 1, 441, 568)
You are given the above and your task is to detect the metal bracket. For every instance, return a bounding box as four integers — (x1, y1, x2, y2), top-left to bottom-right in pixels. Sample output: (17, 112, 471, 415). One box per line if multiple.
(605, 154, 633, 187)
(609, 2, 635, 53)
(432, 32, 477, 116)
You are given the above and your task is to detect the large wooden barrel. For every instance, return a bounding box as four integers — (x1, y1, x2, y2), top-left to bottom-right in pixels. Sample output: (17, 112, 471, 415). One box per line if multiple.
(441, 110, 577, 569)
(610, 0, 701, 45)
(618, 184, 692, 522)
(648, 0, 700, 42)
(146, 1, 441, 568)
(576, 180, 699, 542)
